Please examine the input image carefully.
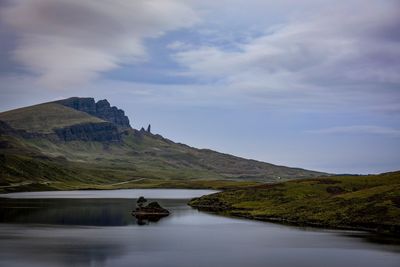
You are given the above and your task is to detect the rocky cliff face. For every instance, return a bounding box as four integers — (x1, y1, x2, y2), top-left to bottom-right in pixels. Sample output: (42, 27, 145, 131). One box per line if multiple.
(54, 122, 121, 142)
(0, 120, 44, 139)
(57, 97, 131, 128)
(0, 120, 121, 143)
(95, 99, 130, 128)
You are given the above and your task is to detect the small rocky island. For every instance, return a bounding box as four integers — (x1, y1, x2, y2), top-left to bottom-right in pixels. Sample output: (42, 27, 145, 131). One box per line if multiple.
(132, 197, 170, 224)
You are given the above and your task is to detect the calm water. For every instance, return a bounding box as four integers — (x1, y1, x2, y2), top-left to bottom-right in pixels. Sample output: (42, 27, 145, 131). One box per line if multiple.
(0, 189, 399, 267)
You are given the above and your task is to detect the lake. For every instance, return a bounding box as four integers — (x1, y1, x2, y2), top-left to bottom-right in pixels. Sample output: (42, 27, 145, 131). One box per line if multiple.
(0, 189, 399, 267)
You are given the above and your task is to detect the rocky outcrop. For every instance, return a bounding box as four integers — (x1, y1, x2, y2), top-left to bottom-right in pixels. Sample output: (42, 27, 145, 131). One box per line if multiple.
(133, 197, 170, 216)
(0, 120, 46, 139)
(57, 97, 131, 128)
(133, 201, 170, 215)
(1, 118, 122, 143)
(54, 122, 121, 142)
(132, 197, 170, 225)
(95, 99, 130, 128)
(0, 120, 18, 135)
(57, 97, 97, 114)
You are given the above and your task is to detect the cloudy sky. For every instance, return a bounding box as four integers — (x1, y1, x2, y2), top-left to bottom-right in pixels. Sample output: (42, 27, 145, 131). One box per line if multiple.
(0, 0, 399, 174)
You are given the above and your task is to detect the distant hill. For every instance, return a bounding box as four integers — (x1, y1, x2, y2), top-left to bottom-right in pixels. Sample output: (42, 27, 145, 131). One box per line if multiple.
(0, 97, 328, 192)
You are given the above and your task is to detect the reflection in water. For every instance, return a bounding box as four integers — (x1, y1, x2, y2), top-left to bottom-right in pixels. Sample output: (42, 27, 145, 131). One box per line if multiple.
(340, 232, 400, 253)
(0, 198, 175, 226)
(134, 213, 169, 225)
(0, 225, 128, 267)
(0, 198, 132, 226)
(0, 189, 399, 267)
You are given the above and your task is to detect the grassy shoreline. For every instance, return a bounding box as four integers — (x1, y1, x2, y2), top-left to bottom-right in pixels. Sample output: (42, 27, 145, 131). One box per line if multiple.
(189, 203, 399, 235)
(189, 171, 400, 236)
(0, 179, 257, 193)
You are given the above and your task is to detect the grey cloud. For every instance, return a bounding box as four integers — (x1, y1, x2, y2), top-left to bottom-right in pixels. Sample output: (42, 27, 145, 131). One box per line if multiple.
(171, 1, 400, 111)
(1, 0, 199, 88)
(307, 126, 400, 137)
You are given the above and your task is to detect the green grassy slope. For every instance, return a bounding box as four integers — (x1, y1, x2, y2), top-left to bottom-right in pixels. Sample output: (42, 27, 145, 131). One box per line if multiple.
(0, 99, 328, 192)
(0, 130, 321, 192)
(0, 102, 104, 133)
(189, 172, 400, 234)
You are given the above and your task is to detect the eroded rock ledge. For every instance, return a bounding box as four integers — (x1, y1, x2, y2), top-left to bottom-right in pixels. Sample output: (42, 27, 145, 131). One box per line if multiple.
(54, 122, 121, 142)
(57, 97, 131, 128)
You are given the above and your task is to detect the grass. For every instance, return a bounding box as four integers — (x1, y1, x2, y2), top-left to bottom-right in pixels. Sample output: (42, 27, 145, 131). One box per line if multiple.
(189, 171, 400, 235)
(0, 129, 327, 192)
(0, 103, 104, 133)
(0, 151, 259, 193)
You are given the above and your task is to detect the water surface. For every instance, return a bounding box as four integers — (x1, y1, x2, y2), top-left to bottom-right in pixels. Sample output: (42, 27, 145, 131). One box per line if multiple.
(0, 189, 399, 267)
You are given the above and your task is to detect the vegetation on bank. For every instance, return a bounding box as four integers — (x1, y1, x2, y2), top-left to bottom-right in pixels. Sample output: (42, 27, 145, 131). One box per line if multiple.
(189, 171, 400, 235)
(0, 153, 259, 193)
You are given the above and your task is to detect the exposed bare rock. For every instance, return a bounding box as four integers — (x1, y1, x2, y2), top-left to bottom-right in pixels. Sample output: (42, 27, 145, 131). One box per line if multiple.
(54, 122, 121, 142)
(57, 97, 131, 128)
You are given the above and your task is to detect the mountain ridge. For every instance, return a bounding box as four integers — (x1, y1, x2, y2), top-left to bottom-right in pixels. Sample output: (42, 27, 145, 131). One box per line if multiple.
(0, 97, 329, 192)
(56, 97, 131, 128)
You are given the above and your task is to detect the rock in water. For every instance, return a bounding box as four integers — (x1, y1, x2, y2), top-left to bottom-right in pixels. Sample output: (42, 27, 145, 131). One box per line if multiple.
(133, 201, 170, 215)
(132, 197, 169, 221)
(132, 198, 170, 225)
(137, 196, 147, 208)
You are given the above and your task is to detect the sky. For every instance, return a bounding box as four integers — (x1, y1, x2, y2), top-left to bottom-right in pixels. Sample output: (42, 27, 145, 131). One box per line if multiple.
(0, 0, 399, 174)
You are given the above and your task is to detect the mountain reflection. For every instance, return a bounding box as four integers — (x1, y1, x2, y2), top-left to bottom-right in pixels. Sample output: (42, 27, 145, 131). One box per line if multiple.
(0, 198, 171, 226)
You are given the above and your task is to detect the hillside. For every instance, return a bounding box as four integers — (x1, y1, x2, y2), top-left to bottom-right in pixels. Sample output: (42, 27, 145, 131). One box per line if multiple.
(0, 97, 327, 192)
(0, 103, 104, 134)
(189, 171, 400, 235)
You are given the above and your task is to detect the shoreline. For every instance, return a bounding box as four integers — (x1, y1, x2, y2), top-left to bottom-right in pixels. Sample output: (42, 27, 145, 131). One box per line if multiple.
(189, 203, 400, 237)
(188, 172, 400, 237)
(0, 180, 257, 194)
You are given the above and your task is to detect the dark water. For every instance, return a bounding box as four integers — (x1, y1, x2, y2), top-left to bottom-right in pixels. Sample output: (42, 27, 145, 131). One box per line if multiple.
(0, 189, 399, 267)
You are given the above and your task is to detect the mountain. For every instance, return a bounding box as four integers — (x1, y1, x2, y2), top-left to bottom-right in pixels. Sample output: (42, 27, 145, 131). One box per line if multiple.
(0, 97, 328, 192)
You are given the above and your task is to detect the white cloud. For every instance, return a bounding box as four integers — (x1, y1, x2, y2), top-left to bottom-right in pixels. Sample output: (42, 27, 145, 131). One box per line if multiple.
(1, 0, 199, 88)
(171, 1, 400, 100)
